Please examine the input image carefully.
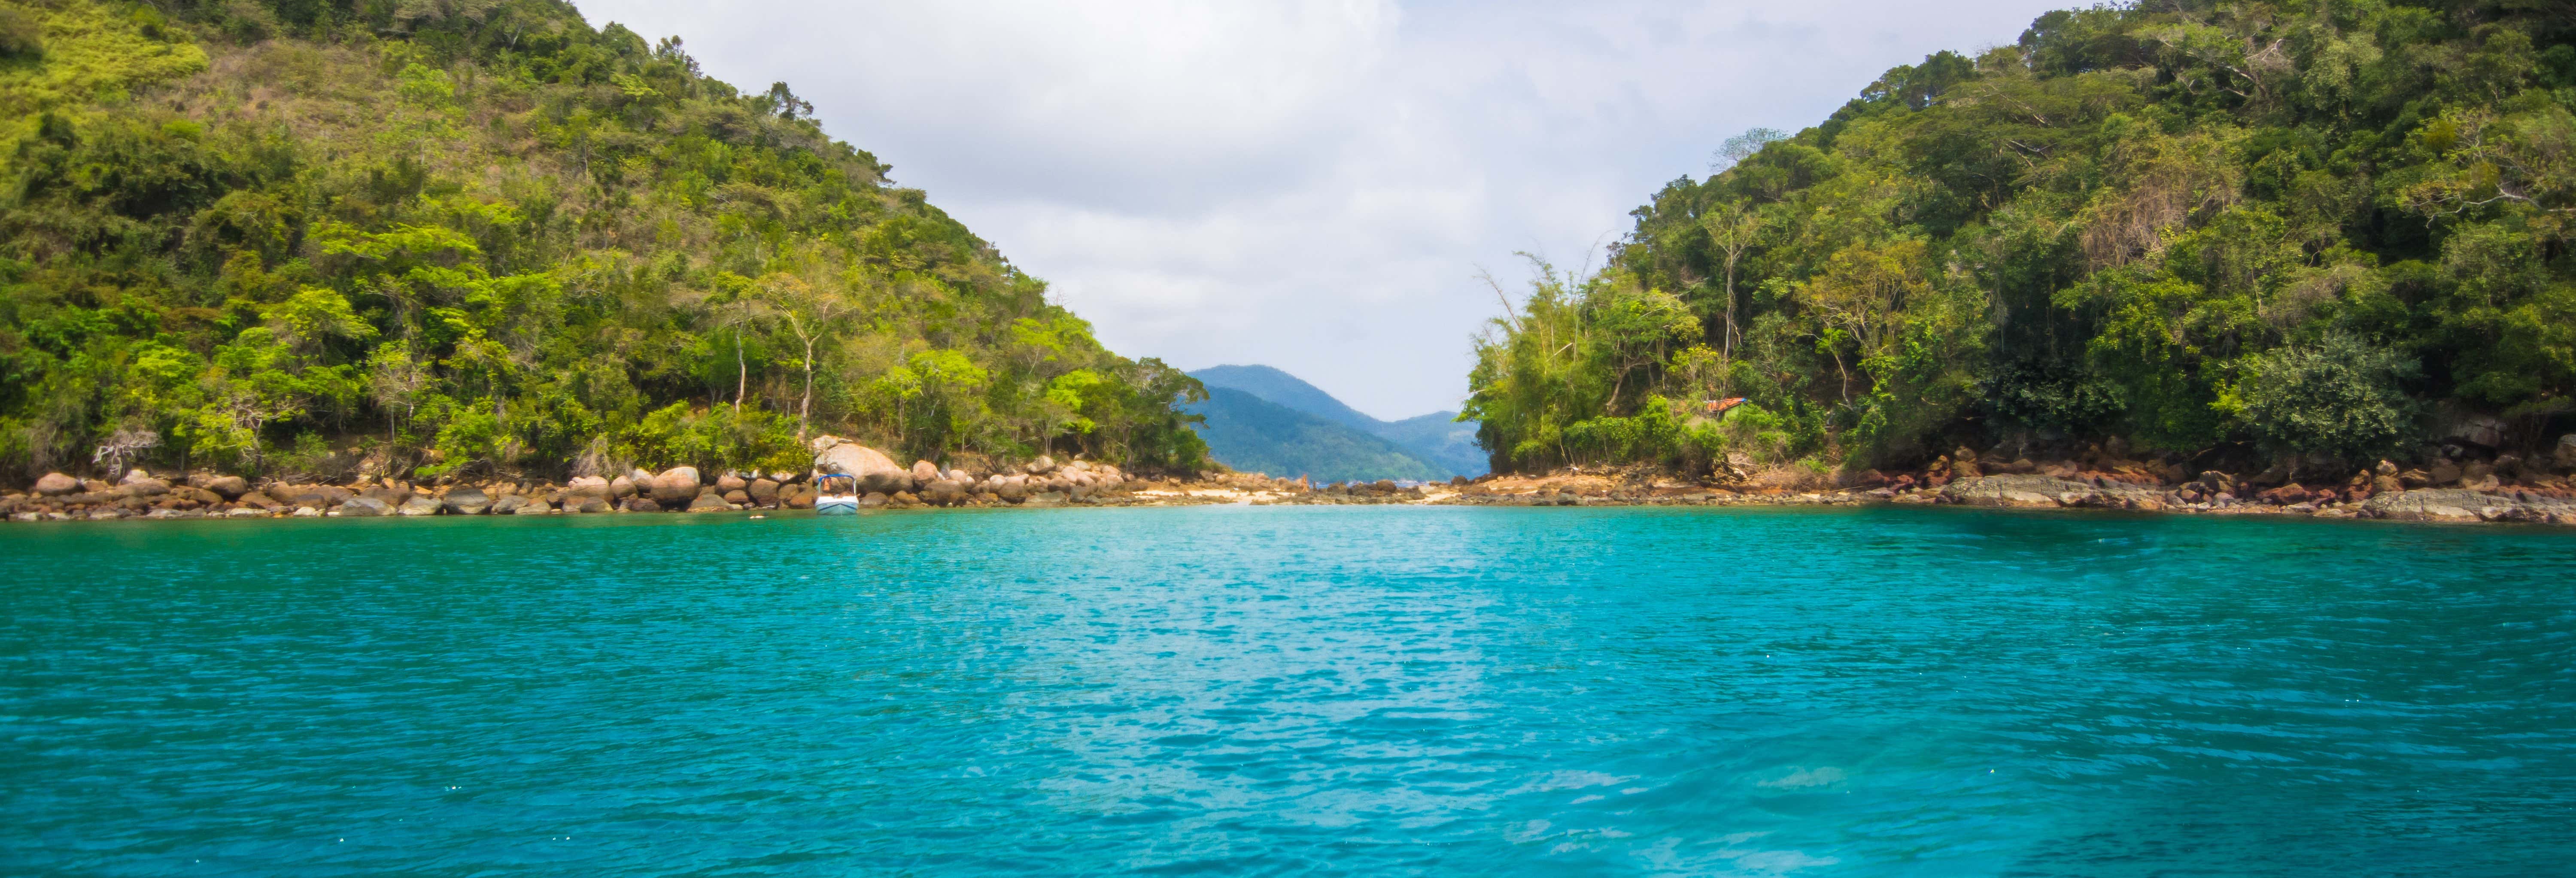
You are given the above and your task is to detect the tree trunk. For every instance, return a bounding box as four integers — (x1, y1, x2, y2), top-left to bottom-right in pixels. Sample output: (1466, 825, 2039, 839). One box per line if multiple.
(735, 328, 747, 415)
(797, 337, 816, 442)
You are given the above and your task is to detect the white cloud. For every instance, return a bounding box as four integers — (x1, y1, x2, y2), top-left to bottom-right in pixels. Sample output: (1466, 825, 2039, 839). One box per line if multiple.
(577, 0, 2066, 419)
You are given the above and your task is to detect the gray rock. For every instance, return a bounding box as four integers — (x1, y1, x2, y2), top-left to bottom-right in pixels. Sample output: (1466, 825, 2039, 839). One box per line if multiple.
(200, 475, 249, 498)
(910, 460, 939, 487)
(2363, 489, 2513, 523)
(118, 477, 170, 497)
(443, 488, 492, 514)
(565, 475, 612, 498)
(609, 475, 638, 498)
(565, 496, 612, 514)
(339, 497, 391, 517)
(512, 498, 553, 515)
(2557, 434, 2576, 470)
(623, 497, 662, 513)
(814, 440, 909, 495)
(397, 496, 443, 516)
(749, 478, 780, 504)
(651, 466, 702, 502)
(1026, 455, 1058, 475)
(1941, 474, 2131, 508)
(226, 507, 267, 518)
(489, 495, 529, 514)
(33, 473, 78, 496)
(716, 472, 748, 492)
(687, 492, 731, 512)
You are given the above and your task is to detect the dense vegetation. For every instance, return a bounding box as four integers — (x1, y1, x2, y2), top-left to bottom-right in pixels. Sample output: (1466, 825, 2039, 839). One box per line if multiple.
(0, 0, 1209, 484)
(1466, 0, 2576, 477)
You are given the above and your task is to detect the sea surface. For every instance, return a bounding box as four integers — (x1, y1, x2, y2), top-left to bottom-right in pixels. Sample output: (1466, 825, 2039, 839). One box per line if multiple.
(3, 505, 2572, 876)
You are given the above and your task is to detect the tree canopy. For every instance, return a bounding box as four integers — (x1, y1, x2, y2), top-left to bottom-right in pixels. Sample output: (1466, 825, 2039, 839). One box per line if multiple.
(1467, 0, 2576, 475)
(0, 0, 1208, 482)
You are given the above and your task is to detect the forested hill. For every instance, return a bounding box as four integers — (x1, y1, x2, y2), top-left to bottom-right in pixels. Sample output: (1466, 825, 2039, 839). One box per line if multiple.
(0, 0, 1209, 485)
(1467, 1, 2576, 477)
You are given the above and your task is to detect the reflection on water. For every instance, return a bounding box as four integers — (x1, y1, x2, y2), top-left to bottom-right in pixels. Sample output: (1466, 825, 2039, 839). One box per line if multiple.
(3, 505, 2572, 875)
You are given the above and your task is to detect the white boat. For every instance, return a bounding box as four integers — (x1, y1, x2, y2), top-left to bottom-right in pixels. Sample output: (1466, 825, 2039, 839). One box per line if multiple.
(814, 473, 860, 515)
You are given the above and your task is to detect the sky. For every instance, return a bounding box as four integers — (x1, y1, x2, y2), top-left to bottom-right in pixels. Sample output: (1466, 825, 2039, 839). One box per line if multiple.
(578, 0, 2069, 421)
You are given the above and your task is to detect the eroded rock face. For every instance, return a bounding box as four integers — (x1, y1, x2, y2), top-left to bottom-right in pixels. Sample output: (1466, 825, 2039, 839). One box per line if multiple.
(814, 441, 908, 495)
(651, 466, 702, 502)
(2363, 489, 2517, 522)
(34, 473, 79, 496)
(1941, 474, 2154, 509)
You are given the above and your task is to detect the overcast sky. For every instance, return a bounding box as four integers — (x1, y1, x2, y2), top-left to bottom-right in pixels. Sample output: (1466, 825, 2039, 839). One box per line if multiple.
(579, 0, 2067, 420)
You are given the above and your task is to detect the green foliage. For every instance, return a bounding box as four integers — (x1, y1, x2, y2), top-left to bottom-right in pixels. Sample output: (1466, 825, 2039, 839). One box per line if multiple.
(1473, 0, 2576, 473)
(0, 0, 1207, 480)
(2223, 333, 2419, 462)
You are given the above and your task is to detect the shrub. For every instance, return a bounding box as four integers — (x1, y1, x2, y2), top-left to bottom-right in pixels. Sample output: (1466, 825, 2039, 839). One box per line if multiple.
(0, 7, 42, 59)
(2227, 333, 2420, 462)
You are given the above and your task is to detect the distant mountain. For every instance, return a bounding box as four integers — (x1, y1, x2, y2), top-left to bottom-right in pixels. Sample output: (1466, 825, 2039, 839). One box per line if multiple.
(1191, 365, 1488, 477)
(1183, 389, 1449, 484)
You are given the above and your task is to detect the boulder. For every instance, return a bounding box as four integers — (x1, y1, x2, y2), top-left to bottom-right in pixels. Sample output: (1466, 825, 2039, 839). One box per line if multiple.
(993, 474, 1030, 501)
(2460, 460, 2500, 492)
(81, 478, 112, 493)
(568, 497, 612, 513)
(924, 479, 967, 505)
(291, 506, 322, 517)
(784, 488, 814, 510)
(2429, 458, 2463, 486)
(237, 491, 283, 511)
(173, 486, 223, 505)
(513, 498, 553, 515)
(396, 496, 443, 516)
(687, 492, 731, 512)
(490, 495, 529, 514)
(910, 460, 939, 487)
(623, 497, 662, 513)
(815, 442, 909, 494)
(566, 475, 612, 498)
(339, 497, 391, 517)
(442, 488, 492, 515)
(200, 474, 249, 498)
(118, 477, 170, 498)
(650, 466, 702, 502)
(716, 472, 748, 492)
(2557, 434, 2576, 470)
(33, 473, 78, 496)
(2256, 483, 2312, 505)
(609, 475, 638, 498)
(749, 478, 780, 504)
(1026, 455, 1058, 475)
(858, 492, 888, 508)
(723, 489, 750, 504)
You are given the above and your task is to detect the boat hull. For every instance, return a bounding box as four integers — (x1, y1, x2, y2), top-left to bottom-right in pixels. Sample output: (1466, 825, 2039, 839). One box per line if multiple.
(814, 496, 860, 515)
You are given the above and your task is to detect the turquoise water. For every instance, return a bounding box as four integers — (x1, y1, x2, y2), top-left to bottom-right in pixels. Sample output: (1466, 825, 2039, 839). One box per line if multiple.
(3, 506, 2572, 876)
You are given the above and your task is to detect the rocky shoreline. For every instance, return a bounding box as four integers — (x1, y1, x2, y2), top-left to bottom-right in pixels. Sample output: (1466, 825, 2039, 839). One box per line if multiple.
(8, 437, 2574, 527)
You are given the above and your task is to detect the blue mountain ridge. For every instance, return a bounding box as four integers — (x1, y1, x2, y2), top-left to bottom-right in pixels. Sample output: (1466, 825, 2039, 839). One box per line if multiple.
(1185, 365, 1487, 479)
